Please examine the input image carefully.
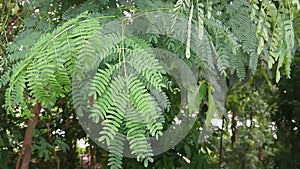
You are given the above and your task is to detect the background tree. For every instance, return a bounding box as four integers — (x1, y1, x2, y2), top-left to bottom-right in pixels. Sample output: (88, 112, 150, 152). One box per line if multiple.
(272, 57, 300, 168)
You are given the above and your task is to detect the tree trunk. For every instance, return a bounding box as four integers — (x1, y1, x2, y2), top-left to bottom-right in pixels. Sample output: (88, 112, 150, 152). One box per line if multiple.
(16, 103, 42, 169)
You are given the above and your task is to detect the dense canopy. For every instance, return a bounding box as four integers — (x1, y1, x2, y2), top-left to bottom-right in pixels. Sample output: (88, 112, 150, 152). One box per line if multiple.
(0, 0, 299, 169)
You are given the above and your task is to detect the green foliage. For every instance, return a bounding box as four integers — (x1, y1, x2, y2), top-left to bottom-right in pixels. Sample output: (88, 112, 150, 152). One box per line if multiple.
(85, 34, 169, 167)
(1, 0, 299, 168)
(3, 7, 170, 168)
(171, 0, 298, 81)
(33, 138, 53, 159)
(250, 0, 299, 82)
(224, 81, 278, 168)
(229, 0, 258, 73)
(5, 11, 99, 110)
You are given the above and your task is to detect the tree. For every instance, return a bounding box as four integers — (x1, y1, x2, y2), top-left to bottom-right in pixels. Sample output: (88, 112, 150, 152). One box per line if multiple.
(272, 57, 300, 168)
(223, 72, 278, 168)
(0, 0, 298, 168)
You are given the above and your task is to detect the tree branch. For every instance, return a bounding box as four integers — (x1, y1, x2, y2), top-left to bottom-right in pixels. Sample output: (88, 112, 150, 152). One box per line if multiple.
(15, 103, 42, 169)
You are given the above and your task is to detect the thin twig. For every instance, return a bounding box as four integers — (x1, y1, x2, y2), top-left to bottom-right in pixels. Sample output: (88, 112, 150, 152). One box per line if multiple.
(218, 116, 225, 167)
